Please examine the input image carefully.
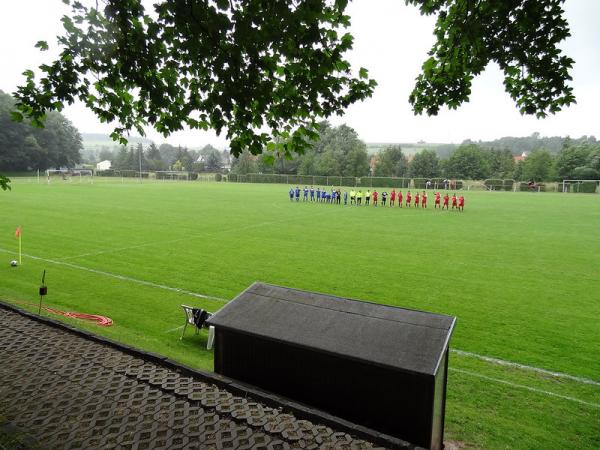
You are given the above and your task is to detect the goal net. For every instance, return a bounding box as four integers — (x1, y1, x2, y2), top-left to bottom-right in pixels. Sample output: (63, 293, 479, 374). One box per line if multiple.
(46, 169, 94, 184)
(560, 180, 600, 193)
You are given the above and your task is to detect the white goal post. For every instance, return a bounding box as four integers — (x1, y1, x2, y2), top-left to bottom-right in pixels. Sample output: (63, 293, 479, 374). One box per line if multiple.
(46, 169, 94, 184)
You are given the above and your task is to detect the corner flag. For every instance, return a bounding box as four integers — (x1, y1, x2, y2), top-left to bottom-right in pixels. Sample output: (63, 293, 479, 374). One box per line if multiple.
(15, 226, 22, 264)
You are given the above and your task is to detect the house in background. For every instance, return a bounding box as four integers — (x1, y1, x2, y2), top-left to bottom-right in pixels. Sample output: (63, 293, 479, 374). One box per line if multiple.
(96, 160, 111, 171)
(513, 151, 528, 163)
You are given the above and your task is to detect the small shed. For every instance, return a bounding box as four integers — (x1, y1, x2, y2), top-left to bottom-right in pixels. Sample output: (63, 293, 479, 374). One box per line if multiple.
(207, 283, 456, 450)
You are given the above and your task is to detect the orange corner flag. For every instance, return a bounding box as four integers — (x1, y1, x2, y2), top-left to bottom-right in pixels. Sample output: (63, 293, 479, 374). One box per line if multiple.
(15, 226, 22, 264)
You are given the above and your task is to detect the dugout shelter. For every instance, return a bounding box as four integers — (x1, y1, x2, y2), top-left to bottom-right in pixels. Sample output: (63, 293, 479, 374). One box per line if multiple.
(207, 282, 456, 450)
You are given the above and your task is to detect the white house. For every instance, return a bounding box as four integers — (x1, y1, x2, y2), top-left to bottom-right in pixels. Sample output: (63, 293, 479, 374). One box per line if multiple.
(96, 160, 111, 171)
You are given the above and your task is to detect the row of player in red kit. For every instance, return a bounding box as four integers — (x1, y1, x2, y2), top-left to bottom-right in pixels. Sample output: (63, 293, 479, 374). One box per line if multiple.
(367, 190, 465, 211)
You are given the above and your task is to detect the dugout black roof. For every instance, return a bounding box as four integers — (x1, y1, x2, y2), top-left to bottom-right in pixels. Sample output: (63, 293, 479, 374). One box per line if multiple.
(208, 282, 456, 376)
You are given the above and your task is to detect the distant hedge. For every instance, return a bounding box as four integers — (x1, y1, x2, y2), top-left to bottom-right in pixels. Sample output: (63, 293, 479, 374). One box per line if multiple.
(155, 172, 188, 180)
(97, 170, 149, 178)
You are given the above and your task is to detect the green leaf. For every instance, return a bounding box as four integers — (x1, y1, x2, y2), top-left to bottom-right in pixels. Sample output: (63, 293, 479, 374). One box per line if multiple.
(358, 67, 368, 79)
(0, 175, 11, 191)
(35, 41, 49, 51)
(10, 111, 24, 122)
(262, 154, 275, 165)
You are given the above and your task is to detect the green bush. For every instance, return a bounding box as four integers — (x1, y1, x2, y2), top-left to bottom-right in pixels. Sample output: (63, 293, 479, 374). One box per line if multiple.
(503, 179, 514, 191)
(228, 173, 238, 182)
(189, 172, 198, 181)
(215, 173, 222, 182)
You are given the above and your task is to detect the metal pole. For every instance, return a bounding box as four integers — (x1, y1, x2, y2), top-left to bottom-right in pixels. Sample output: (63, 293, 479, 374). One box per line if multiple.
(139, 148, 142, 183)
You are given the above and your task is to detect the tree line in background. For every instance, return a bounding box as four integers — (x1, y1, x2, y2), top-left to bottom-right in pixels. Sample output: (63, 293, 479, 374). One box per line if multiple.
(2, 86, 599, 184)
(230, 122, 600, 182)
(0, 90, 82, 172)
(97, 143, 230, 173)
(0, 90, 230, 177)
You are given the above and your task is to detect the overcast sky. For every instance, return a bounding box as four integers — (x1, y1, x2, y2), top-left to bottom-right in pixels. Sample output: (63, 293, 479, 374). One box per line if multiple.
(1, 0, 599, 148)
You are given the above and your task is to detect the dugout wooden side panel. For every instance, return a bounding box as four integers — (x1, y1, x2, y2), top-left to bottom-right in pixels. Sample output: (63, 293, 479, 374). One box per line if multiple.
(208, 282, 456, 450)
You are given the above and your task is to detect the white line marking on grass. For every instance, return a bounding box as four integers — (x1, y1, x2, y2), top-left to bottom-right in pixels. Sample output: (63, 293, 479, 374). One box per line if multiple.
(5, 246, 598, 390)
(0, 247, 228, 303)
(165, 325, 184, 333)
(451, 349, 600, 387)
(449, 367, 600, 409)
(58, 211, 327, 261)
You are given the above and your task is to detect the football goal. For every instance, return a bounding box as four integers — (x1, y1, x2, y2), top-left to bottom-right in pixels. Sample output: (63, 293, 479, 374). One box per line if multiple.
(560, 180, 599, 193)
(46, 169, 94, 184)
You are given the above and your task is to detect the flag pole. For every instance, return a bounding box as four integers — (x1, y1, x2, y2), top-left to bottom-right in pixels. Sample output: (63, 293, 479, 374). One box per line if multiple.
(15, 226, 22, 265)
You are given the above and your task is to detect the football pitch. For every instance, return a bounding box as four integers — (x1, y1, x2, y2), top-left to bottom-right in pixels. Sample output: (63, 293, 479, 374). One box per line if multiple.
(1, 179, 599, 449)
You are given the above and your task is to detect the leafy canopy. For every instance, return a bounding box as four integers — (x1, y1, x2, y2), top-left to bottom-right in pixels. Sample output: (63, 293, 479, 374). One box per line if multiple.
(12, 0, 575, 164)
(14, 0, 376, 159)
(406, 0, 575, 117)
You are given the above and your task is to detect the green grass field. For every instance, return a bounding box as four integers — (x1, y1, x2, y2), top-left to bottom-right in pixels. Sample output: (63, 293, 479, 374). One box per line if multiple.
(1, 179, 599, 449)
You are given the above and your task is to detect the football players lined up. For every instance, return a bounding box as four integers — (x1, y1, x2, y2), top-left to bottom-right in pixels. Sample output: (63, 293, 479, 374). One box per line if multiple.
(290, 186, 465, 211)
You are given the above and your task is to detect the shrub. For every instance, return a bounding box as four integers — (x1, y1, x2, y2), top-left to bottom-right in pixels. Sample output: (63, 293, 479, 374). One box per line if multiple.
(503, 179, 514, 191)
(215, 173, 222, 182)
